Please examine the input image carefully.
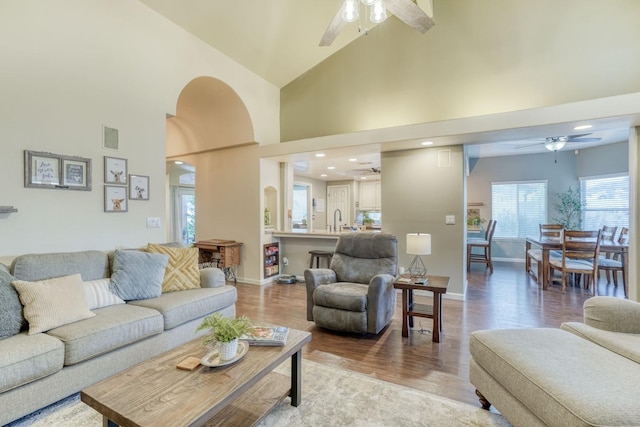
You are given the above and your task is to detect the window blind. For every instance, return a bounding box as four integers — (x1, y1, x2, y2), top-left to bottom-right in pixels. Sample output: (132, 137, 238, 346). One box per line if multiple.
(491, 181, 547, 238)
(580, 174, 629, 231)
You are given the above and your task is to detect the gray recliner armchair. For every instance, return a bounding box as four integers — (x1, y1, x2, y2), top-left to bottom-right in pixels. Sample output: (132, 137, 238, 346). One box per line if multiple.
(304, 232, 398, 334)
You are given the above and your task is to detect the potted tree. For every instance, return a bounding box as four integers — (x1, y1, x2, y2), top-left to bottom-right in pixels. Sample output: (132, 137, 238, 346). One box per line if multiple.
(196, 313, 253, 361)
(551, 186, 583, 230)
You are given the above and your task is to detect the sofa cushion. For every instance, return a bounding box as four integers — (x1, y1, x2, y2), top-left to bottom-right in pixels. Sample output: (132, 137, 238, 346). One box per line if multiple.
(146, 243, 200, 293)
(12, 274, 95, 335)
(0, 269, 26, 339)
(46, 303, 164, 366)
(561, 321, 640, 364)
(0, 332, 64, 393)
(470, 328, 640, 426)
(11, 250, 110, 281)
(84, 278, 125, 310)
(109, 250, 168, 301)
(128, 286, 237, 330)
(313, 283, 368, 312)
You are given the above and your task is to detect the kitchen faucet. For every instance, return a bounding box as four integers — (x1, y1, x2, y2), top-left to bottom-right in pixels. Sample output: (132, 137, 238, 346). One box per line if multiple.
(333, 209, 342, 232)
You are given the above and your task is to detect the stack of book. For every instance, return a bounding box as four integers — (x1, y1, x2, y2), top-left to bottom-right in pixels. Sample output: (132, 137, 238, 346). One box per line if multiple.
(241, 325, 289, 346)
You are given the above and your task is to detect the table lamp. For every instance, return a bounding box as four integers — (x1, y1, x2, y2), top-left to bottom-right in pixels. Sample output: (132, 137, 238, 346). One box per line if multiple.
(406, 233, 431, 278)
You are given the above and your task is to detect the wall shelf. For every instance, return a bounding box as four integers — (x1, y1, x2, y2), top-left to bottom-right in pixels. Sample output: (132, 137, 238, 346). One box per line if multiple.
(0, 206, 18, 213)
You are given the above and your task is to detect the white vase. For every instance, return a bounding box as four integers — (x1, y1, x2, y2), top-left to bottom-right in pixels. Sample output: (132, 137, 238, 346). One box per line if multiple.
(219, 338, 239, 361)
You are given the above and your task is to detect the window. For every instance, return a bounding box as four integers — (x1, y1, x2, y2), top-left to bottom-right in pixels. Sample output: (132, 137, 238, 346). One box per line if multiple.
(580, 174, 629, 231)
(292, 183, 310, 228)
(491, 181, 547, 238)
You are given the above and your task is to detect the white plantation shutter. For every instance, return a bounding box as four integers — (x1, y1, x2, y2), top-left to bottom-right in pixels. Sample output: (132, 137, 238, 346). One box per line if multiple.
(580, 174, 629, 231)
(491, 181, 547, 238)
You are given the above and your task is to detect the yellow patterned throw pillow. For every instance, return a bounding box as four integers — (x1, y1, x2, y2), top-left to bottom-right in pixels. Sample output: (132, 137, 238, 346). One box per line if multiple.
(146, 244, 200, 292)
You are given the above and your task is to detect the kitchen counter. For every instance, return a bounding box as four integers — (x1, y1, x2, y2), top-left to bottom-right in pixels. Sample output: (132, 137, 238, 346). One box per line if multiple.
(272, 230, 342, 239)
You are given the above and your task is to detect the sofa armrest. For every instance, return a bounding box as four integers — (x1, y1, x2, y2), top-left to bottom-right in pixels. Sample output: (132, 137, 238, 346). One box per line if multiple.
(200, 267, 226, 288)
(304, 268, 337, 321)
(366, 274, 397, 333)
(583, 296, 640, 333)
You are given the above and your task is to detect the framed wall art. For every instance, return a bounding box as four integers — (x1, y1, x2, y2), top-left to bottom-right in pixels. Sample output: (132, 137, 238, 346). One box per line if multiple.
(129, 174, 149, 200)
(104, 156, 127, 185)
(103, 125, 119, 150)
(24, 150, 92, 191)
(104, 185, 128, 212)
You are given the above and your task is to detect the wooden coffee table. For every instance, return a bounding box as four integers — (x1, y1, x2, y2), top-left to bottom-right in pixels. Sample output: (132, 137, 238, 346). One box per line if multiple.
(393, 275, 449, 343)
(81, 328, 311, 427)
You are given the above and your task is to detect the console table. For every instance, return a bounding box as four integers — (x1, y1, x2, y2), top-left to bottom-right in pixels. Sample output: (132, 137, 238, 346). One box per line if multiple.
(393, 274, 449, 343)
(194, 239, 242, 283)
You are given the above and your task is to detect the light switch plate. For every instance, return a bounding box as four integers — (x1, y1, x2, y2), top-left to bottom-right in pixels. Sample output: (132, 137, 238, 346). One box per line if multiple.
(445, 215, 455, 225)
(147, 217, 161, 228)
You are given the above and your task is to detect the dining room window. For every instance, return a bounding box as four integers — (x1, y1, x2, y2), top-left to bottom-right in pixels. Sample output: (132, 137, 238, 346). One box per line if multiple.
(580, 173, 629, 231)
(491, 180, 547, 238)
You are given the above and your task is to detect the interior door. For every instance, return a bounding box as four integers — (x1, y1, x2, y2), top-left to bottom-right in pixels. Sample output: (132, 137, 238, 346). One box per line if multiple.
(327, 185, 350, 231)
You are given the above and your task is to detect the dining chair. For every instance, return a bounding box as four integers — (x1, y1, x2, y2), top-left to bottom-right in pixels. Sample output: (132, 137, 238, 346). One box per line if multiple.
(598, 227, 628, 296)
(598, 225, 618, 283)
(549, 230, 602, 294)
(467, 219, 497, 273)
(526, 224, 563, 284)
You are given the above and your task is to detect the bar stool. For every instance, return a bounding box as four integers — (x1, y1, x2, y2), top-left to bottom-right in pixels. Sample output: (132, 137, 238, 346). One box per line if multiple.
(308, 250, 333, 268)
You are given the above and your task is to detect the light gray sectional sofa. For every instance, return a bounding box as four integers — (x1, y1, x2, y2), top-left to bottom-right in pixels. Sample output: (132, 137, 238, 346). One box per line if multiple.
(470, 296, 640, 426)
(0, 248, 237, 425)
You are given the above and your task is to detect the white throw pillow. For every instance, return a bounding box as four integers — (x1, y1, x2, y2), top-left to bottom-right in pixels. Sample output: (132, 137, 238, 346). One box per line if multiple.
(12, 273, 95, 335)
(84, 278, 125, 310)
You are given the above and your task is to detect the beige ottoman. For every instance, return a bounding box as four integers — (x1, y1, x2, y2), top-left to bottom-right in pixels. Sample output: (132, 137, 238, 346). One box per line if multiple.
(470, 328, 640, 426)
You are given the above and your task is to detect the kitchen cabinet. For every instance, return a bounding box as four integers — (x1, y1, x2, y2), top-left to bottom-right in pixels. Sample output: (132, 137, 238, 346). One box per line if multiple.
(359, 181, 381, 210)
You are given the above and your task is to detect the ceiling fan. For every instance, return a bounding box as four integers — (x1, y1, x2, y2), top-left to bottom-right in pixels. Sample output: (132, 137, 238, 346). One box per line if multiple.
(320, 0, 435, 47)
(353, 167, 381, 176)
(515, 133, 602, 163)
(515, 134, 602, 151)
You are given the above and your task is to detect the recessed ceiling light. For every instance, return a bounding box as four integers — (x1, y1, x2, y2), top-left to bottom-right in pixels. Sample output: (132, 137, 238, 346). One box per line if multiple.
(421, 141, 434, 146)
(361, 176, 367, 180)
(174, 161, 184, 165)
(327, 166, 335, 170)
(348, 158, 358, 162)
(315, 153, 326, 158)
(321, 174, 327, 177)
(573, 125, 592, 131)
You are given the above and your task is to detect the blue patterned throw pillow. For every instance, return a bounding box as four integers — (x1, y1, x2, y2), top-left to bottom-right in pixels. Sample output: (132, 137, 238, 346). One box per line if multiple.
(109, 250, 169, 301)
(0, 268, 27, 339)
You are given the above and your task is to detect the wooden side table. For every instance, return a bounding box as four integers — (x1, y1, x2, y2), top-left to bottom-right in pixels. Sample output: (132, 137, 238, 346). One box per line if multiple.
(393, 275, 449, 343)
(194, 239, 243, 283)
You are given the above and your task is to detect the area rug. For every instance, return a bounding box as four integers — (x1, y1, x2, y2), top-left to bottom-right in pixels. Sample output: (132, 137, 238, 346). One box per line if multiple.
(8, 360, 509, 426)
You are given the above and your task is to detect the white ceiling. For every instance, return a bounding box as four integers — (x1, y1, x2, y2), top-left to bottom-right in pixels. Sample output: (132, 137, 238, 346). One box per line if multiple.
(142, 1, 635, 181)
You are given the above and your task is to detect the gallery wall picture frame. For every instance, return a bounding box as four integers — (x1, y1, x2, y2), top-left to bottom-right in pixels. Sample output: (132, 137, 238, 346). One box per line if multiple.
(104, 156, 128, 185)
(129, 174, 149, 200)
(104, 185, 128, 212)
(24, 150, 92, 191)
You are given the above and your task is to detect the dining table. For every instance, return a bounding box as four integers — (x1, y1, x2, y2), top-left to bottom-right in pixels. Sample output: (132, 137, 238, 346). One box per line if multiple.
(525, 235, 629, 298)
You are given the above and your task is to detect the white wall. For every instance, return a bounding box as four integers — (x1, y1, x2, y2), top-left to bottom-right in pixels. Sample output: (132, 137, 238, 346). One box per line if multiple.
(0, 0, 279, 260)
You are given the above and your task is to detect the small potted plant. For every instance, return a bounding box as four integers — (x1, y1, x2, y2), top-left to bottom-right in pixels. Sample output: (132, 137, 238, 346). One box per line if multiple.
(196, 313, 253, 361)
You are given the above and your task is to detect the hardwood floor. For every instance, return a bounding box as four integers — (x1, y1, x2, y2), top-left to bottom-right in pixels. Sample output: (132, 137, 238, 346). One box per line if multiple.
(234, 261, 626, 410)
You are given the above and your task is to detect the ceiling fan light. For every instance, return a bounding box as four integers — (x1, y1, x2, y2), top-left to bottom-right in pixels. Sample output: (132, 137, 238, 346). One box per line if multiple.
(370, 0, 387, 23)
(544, 140, 566, 151)
(342, 0, 360, 22)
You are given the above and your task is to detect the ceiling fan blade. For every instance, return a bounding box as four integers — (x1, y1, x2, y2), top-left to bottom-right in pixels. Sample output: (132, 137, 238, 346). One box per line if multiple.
(319, 4, 347, 46)
(385, 0, 435, 33)
(514, 142, 544, 149)
(567, 137, 601, 143)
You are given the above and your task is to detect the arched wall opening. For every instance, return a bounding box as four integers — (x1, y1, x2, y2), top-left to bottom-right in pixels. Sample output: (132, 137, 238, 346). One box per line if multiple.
(166, 76, 261, 282)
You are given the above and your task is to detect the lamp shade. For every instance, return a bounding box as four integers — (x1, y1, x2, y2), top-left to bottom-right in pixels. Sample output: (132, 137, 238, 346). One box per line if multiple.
(406, 233, 431, 255)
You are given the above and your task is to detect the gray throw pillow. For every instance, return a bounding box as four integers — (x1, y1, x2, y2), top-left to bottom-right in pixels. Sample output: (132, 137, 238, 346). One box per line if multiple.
(109, 250, 168, 301)
(0, 269, 27, 339)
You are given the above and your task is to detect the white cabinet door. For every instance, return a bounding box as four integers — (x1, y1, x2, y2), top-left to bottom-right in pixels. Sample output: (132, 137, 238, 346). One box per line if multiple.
(359, 181, 381, 210)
